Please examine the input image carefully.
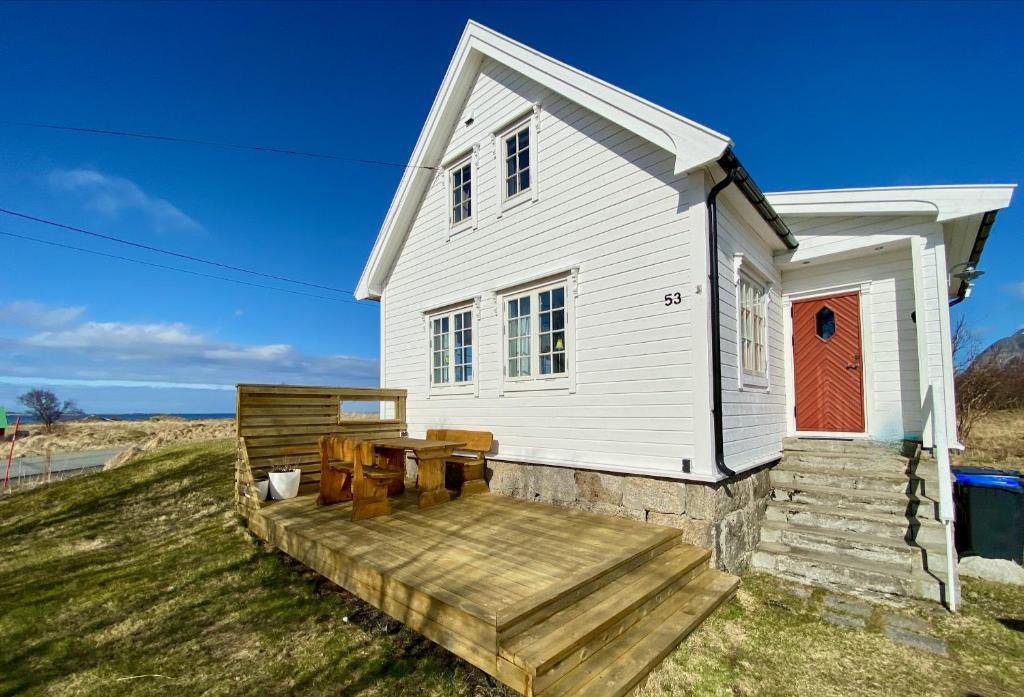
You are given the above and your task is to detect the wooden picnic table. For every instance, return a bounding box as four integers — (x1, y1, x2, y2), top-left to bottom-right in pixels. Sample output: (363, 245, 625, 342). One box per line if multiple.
(372, 437, 465, 508)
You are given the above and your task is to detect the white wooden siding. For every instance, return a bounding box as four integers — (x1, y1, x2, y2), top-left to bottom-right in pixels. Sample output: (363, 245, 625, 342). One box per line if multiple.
(715, 195, 786, 470)
(382, 58, 709, 479)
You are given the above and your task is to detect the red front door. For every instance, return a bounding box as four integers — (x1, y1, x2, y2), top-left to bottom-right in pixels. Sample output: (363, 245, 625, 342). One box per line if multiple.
(793, 291, 865, 432)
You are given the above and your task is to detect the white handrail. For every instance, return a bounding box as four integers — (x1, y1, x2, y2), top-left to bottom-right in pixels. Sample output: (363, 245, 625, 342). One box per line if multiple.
(928, 382, 959, 612)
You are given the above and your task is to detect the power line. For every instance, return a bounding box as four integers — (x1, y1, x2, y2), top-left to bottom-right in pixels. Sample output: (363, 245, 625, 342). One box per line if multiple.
(0, 207, 355, 295)
(0, 229, 369, 305)
(3, 120, 436, 171)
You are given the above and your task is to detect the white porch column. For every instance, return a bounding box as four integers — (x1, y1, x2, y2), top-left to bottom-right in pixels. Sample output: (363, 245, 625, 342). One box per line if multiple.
(910, 236, 933, 447)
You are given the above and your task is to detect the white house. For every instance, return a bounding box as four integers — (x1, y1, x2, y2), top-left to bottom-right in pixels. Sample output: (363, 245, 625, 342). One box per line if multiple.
(356, 21, 1014, 600)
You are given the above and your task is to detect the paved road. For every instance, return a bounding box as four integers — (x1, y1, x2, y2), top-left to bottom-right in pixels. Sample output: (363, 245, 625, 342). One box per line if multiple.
(4, 448, 126, 483)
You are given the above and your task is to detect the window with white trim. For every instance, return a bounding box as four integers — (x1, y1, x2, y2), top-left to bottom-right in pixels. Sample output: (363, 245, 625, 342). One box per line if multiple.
(430, 308, 473, 385)
(502, 121, 531, 200)
(503, 282, 569, 381)
(448, 157, 472, 229)
(739, 274, 767, 376)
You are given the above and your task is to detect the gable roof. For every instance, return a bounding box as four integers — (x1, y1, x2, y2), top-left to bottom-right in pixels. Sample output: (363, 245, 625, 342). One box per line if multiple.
(355, 21, 733, 300)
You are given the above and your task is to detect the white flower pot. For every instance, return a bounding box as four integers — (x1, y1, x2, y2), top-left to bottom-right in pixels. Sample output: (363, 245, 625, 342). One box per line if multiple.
(268, 469, 301, 500)
(254, 478, 269, 502)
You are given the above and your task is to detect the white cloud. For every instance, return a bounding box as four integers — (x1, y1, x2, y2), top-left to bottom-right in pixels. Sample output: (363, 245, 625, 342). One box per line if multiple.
(48, 168, 200, 232)
(202, 344, 292, 361)
(1003, 281, 1024, 299)
(1, 313, 378, 399)
(0, 300, 86, 328)
(26, 321, 205, 349)
(0, 376, 233, 391)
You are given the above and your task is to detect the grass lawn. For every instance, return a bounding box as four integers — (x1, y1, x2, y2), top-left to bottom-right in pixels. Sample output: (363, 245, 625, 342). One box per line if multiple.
(1, 440, 1022, 696)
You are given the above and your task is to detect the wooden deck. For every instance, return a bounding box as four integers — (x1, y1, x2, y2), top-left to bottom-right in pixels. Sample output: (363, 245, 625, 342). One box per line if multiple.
(245, 490, 738, 696)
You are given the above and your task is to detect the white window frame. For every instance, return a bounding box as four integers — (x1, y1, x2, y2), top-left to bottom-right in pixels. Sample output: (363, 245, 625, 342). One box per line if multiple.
(733, 255, 772, 390)
(495, 104, 541, 217)
(425, 301, 478, 397)
(444, 150, 476, 235)
(500, 272, 576, 394)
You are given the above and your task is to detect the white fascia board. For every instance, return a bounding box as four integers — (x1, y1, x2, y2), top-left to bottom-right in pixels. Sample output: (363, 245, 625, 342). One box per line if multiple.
(766, 184, 1016, 223)
(355, 21, 732, 299)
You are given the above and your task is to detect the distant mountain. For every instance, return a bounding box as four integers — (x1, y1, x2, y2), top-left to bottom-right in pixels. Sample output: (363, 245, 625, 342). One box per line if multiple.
(978, 329, 1024, 366)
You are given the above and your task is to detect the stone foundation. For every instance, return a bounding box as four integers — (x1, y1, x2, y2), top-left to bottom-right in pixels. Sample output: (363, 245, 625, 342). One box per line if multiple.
(485, 460, 772, 573)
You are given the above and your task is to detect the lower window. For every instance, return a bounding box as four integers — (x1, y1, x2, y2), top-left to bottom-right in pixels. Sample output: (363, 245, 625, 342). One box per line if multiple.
(504, 282, 569, 382)
(739, 274, 767, 377)
(431, 308, 473, 385)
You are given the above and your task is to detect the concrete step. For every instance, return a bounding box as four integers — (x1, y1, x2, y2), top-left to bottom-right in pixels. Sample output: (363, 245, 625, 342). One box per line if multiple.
(771, 463, 936, 497)
(760, 520, 948, 573)
(765, 500, 946, 547)
(752, 542, 945, 602)
(783, 437, 907, 457)
(777, 451, 932, 477)
(770, 481, 940, 519)
(535, 568, 739, 697)
(779, 451, 911, 472)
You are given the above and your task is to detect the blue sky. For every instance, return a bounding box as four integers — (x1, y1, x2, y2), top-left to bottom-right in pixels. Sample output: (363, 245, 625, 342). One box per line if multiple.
(0, 1, 1020, 413)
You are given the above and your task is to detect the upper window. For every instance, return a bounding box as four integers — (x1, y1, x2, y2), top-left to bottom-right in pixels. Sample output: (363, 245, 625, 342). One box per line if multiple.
(504, 282, 569, 381)
(502, 122, 531, 200)
(431, 309, 473, 385)
(449, 158, 472, 229)
(739, 275, 767, 376)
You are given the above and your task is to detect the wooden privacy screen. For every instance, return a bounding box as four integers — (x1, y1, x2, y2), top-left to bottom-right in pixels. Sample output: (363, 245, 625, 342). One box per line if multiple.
(235, 384, 408, 516)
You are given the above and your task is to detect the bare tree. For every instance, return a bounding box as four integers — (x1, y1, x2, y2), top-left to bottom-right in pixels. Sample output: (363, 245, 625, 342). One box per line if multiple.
(17, 389, 78, 433)
(952, 317, 1004, 444)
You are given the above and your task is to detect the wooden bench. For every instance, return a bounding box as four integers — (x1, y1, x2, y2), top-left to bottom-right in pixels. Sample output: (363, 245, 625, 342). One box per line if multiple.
(425, 428, 493, 498)
(317, 435, 357, 506)
(318, 436, 405, 520)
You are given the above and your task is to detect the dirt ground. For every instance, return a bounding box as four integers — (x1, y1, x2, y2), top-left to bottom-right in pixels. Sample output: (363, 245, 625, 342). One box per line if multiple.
(5, 417, 235, 459)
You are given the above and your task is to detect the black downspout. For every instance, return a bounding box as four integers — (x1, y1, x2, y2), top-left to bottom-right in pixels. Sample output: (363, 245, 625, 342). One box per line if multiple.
(706, 172, 737, 479)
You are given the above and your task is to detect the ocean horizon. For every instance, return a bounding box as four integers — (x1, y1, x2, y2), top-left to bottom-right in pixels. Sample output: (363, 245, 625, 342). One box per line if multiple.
(7, 412, 236, 424)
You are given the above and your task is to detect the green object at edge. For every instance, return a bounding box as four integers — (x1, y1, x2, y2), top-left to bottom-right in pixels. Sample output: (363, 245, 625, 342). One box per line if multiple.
(0, 406, 7, 429)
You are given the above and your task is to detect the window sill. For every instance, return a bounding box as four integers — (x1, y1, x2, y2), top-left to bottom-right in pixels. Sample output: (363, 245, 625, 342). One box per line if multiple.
(447, 221, 474, 239)
(739, 373, 769, 392)
(428, 385, 476, 398)
(499, 191, 533, 217)
(502, 377, 569, 394)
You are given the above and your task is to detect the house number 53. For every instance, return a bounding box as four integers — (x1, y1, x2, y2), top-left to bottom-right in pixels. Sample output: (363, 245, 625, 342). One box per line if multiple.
(664, 292, 682, 306)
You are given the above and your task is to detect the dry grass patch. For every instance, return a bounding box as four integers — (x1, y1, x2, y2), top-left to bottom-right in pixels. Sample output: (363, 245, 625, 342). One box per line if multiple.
(954, 408, 1024, 472)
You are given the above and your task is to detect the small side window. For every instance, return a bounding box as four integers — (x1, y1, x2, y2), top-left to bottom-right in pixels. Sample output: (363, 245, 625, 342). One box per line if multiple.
(448, 158, 472, 229)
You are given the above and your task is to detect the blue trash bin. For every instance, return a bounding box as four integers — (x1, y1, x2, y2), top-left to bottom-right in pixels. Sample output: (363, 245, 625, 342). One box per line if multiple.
(952, 467, 1024, 564)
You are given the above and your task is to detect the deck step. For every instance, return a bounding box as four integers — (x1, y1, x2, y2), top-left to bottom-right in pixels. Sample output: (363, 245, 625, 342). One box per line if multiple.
(497, 528, 682, 639)
(500, 544, 709, 692)
(536, 568, 739, 697)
